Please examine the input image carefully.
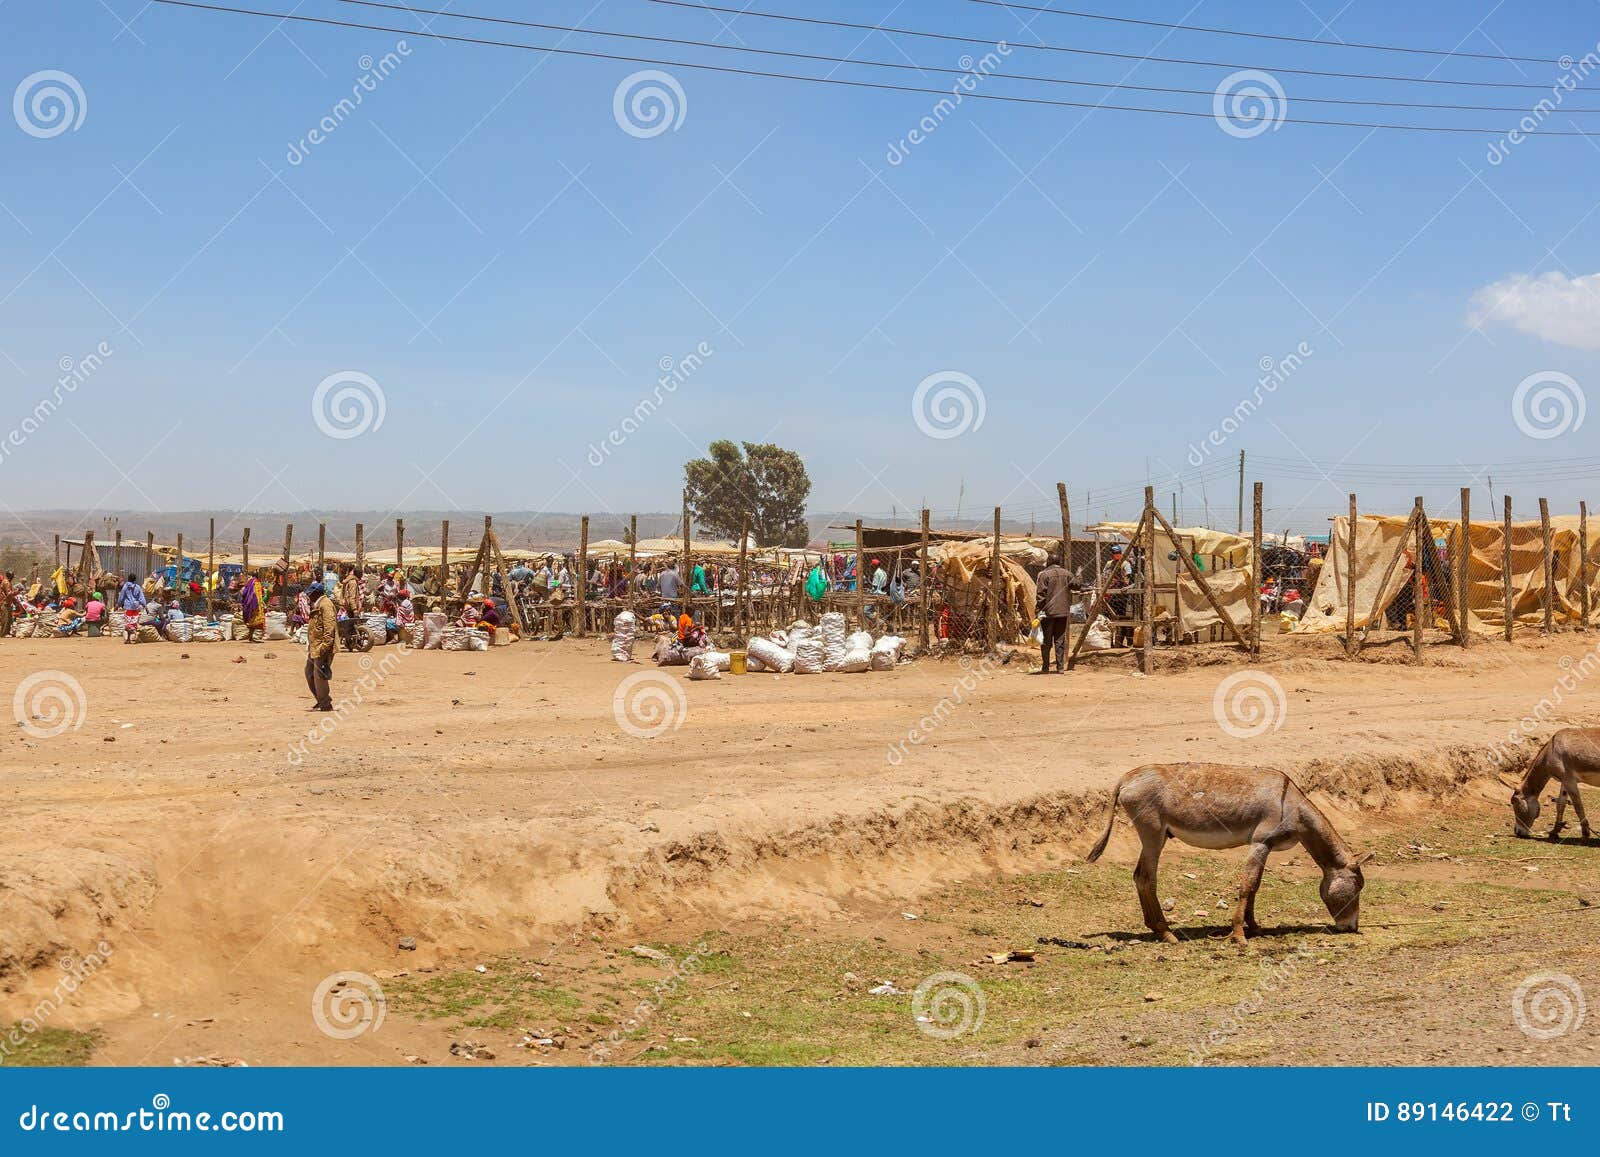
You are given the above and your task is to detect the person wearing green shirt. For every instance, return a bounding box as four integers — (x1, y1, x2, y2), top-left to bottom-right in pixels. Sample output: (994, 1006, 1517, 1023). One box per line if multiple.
(691, 562, 709, 593)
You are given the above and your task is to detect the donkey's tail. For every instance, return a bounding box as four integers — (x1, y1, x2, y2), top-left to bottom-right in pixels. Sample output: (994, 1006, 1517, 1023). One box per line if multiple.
(1084, 780, 1124, 863)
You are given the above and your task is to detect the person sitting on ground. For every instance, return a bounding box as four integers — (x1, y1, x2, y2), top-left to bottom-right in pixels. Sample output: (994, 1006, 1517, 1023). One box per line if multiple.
(1281, 588, 1307, 621)
(56, 597, 85, 635)
(870, 559, 888, 594)
(478, 598, 501, 630)
(457, 600, 481, 628)
(676, 611, 707, 650)
(85, 591, 105, 637)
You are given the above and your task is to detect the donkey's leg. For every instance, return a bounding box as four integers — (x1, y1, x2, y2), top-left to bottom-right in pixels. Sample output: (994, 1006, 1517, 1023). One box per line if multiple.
(1133, 824, 1177, 944)
(1232, 843, 1270, 945)
(1550, 790, 1569, 840)
(1561, 778, 1593, 839)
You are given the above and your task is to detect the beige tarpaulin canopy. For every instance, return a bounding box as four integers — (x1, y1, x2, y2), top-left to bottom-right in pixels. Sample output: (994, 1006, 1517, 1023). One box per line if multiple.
(1300, 514, 1600, 633)
(938, 540, 1036, 623)
(1090, 522, 1254, 635)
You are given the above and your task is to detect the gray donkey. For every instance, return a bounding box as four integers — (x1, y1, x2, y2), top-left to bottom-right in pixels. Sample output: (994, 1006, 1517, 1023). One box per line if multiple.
(1086, 763, 1371, 944)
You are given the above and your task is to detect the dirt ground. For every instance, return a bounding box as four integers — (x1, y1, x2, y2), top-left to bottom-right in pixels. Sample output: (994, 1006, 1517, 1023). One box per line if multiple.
(0, 626, 1596, 1065)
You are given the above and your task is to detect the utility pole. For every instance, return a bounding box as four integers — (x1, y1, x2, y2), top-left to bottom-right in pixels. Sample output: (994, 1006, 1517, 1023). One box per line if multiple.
(1237, 450, 1246, 534)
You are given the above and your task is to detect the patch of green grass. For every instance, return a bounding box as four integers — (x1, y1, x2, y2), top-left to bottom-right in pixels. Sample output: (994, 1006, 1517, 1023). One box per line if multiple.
(0, 1026, 99, 1067)
(388, 957, 582, 1029)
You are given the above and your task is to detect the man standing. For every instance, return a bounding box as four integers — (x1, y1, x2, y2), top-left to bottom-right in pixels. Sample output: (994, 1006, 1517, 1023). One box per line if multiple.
(1034, 549, 1074, 674)
(305, 582, 336, 711)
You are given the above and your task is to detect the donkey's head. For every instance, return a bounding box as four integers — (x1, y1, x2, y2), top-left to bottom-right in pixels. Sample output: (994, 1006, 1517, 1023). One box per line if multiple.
(1511, 790, 1540, 838)
(1319, 851, 1373, 932)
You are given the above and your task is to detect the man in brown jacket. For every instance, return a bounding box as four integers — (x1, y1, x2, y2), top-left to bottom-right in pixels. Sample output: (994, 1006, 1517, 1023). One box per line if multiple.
(1033, 550, 1076, 674)
(305, 582, 337, 711)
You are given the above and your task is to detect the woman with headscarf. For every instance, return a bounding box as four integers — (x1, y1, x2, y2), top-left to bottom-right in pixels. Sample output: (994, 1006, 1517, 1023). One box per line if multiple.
(239, 571, 265, 641)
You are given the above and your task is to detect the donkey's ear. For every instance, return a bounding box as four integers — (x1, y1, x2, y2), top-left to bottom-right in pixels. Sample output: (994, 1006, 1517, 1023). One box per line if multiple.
(1353, 851, 1375, 867)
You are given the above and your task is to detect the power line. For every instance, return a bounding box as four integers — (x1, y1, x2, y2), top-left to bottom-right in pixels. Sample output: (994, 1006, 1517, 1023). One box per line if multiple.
(144, 0, 1600, 135)
(959, 0, 1560, 66)
(334, 0, 1600, 115)
(652, 0, 1589, 92)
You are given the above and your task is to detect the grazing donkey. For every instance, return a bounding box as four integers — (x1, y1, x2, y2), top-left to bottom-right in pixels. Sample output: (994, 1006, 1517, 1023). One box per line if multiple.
(1511, 728, 1600, 840)
(1085, 763, 1371, 945)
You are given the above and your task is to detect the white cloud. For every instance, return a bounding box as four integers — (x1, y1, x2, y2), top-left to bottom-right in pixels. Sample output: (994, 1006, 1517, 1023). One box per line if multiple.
(1470, 271, 1600, 350)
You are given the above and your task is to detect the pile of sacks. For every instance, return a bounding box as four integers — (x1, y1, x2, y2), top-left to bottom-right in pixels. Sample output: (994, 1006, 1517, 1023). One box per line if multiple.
(744, 619, 906, 675)
(441, 627, 490, 651)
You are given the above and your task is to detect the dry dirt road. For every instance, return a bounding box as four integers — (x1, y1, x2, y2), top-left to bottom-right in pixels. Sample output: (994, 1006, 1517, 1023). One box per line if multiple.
(0, 627, 1592, 1064)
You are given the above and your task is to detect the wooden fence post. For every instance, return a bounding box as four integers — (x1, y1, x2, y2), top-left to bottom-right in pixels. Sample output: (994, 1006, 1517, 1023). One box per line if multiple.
(1410, 497, 1425, 659)
(114, 530, 123, 586)
(355, 522, 364, 608)
(1141, 488, 1155, 674)
(1251, 482, 1262, 658)
(1344, 494, 1357, 658)
(242, 528, 250, 575)
(989, 507, 1002, 652)
(145, 532, 153, 579)
(681, 494, 692, 622)
(1503, 496, 1514, 643)
(1540, 497, 1554, 635)
(1582, 501, 1592, 629)
(737, 513, 749, 637)
(206, 518, 215, 619)
(396, 518, 404, 573)
(1056, 481, 1072, 576)
(175, 533, 183, 605)
(858, 518, 869, 632)
(628, 515, 638, 614)
(919, 508, 931, 651)
(439, 519, 449, 609)
(576, 515, 589, 638)
(281, 523, 293, 610)
(317, 523, 326, 579)
(1458, 487, 1470, 648)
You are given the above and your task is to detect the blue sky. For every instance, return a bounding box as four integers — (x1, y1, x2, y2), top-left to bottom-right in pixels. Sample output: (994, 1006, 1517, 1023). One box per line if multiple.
(4, 0, 1600, 537)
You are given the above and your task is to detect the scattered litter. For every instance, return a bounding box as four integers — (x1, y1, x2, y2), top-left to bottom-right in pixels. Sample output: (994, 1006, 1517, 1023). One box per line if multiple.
(403, 1054, 427, 1065)
(983, 949, 1036, 965)
(1017, 897, 1045, 908)
(473, 964, 487, 974)
(1036, 936, 1094, 950)
(1143, 992, 1164, 1003)
(176, 1055, 248, 1067)
(868, 982, 902, 996)
(397, 937, 417, 951)
(631, 945, 670, 963)
(1161, 897, 1175, 912)
(1215, 899, 1229, 909)
(449, 1041, 495, 1060)
(1182, 872, 1196, 880)
(900, 912, 918, 921)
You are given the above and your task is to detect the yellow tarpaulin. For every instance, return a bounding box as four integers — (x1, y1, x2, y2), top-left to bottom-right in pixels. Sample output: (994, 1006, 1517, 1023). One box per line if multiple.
(1300, 515, 1600, 633)
(1089, 522, 1254, 635)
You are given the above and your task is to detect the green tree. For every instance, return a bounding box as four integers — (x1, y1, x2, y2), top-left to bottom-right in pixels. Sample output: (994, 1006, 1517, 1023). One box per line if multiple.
(684, 440, 811, 548)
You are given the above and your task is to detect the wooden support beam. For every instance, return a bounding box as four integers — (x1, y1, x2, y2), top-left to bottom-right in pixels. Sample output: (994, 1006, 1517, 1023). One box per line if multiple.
(1251, 483, 1262, 657)
(736, 513, 749, 637)
(1582, 501, 1592, 629)
(114, 530, 123, 588)
(175, 533, 183, 604)
(396, 518, 404, 573)
(1344, 494, 1357, 659)
(317, 523, 326, 579)
(576, 515, 589, 637)
(439, 520, 449, 607)
(207, 519, 215, 620)
(1503, 496, 1514, 643)
(281, 523, 293, 610)
(989, 508, 1002, 651)
(1458, 488, 1471, 648)
(681, 493, 691, 622)
(1150, 505, 1248, 650)
(1141, 488, 1155, 674)
(1067, 509, 1152, 672)
(1540, 497, 1554, 636)
(242, 527, 250, 574)
(859, 518, 870, 632)
(1411, 497, 1425, 659)
(919, 508, 931, 652)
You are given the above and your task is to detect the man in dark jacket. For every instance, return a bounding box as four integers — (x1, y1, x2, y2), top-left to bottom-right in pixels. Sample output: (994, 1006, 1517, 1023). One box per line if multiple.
(1033, 551, 1075, 673)
(305, 583, 337, 711)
